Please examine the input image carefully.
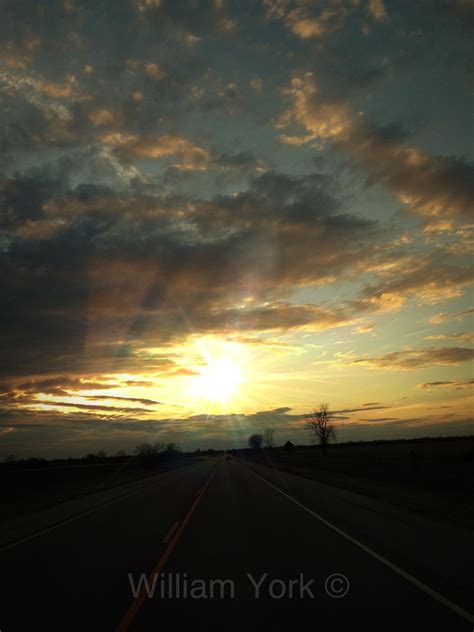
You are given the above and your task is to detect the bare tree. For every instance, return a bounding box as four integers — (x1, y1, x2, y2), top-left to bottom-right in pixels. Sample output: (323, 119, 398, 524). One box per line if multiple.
(163, 442, 181, 459)
(248, 433, 263, 450)
(134, 441, 165, 465)
(305, 403, 336, 456)
(262, 428, 275, 449)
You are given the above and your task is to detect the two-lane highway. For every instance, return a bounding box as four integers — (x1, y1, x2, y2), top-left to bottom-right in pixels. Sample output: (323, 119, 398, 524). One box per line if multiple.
(1, 457, 472, 630)
(1, 459, 215, 630)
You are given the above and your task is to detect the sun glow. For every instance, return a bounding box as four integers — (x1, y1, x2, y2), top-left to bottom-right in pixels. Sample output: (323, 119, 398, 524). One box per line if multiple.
(190, 338, 244, 404)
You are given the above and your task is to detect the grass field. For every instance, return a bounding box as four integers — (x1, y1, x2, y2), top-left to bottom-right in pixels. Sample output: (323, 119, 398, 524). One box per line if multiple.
(240, 437, 474, 529)
(2, 437, 473, 529)
(0, 457, 199, 523)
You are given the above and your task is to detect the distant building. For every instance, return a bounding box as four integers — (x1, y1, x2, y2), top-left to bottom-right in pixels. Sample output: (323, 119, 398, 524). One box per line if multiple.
(283, 440, 294, 450)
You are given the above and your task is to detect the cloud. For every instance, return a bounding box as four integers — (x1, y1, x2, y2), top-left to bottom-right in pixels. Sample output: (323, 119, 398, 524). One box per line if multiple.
(0, 68, 73, 121)
(352, 254, 473, 309)
(8, 376, 155, 394)
(133, 0, 162, 11)
(6, 152, 469, 383)
(345, 346, 474, 370)
(88, 108, 119, 127)
(428, 307, 474, 325)
(100, 133, 211, 171)
(290, 12, 340, 39)
(206, 302, 354, 333)
(249, 78, 262, 91)
(425, 332, 474, 343)
(358, 417, 397, 422)
(0, 404, 303, 457)
(331, 405, 388, 414)
(2, 398, 472, 458)
(82, 394, 164, 405)
(417, 379, 474, 390)
(278, 73, 474, 224)
(39, 400, 152, 415)
(0, 376, 169, 410)
(367, 0, 388, 21)
(263, 1, 388, 40)
(353, 322, 375, 334)
(0, 0, 471, 456)
(144, 62, 167, 81)
(0, 163, 381, 378)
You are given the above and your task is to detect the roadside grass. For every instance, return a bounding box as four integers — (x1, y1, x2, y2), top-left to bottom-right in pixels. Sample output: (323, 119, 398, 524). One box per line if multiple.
(241, 437, 474, 529)
(0, 457, 201, 523)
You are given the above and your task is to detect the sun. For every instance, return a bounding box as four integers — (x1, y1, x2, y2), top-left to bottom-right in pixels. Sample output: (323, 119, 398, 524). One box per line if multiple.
(193, 356, 242, 403)
(190, 338, 244, 404)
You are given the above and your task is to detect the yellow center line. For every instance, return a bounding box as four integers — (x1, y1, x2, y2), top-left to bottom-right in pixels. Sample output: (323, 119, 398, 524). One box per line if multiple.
(116, 468, 216, 632)
(162, 521, 180, 545)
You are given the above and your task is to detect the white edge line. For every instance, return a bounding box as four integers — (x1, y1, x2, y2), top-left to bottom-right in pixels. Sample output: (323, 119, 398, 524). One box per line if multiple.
(0, 463, 200, 554)
(240, 461, 474, 625)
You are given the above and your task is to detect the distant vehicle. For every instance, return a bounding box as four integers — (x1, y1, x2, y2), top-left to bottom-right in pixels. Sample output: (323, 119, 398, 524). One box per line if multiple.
(224, 453, 232, 460)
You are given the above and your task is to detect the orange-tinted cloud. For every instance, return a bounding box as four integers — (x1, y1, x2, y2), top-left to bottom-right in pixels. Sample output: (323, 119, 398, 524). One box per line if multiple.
(278, 73, 474, 224)
(345, 346, 474, 370)
(417, 379, 474, 390)
(101, 133, 211, 170)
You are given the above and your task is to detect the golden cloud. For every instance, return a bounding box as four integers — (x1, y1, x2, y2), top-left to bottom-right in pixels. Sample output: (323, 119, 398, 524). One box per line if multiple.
(88, 108, 118, 126)
(345, 346, 474, 370)
(278, 73, 474, 224)
(367, 0, 388, 21)
(144, 62, 166, 81)
(263, 1, 340, 39)
(101, 133, 211, 170)
(417, 379, 474, 390)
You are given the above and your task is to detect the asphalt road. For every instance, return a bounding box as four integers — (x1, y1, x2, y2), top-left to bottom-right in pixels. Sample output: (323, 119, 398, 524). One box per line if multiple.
(1, 457, 472, 630)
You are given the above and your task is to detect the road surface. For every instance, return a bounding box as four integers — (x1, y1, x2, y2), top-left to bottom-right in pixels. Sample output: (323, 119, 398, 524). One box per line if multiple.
(1, 458, 472, 630)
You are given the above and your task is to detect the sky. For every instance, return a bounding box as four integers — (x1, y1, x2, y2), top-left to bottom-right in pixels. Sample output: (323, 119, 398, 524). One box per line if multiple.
(0, 0, 473, 458)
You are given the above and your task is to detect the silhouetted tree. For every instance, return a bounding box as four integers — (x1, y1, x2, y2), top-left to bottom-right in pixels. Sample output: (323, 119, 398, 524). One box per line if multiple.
(262, 428, 275, 449)
(163, 442, 181, 459)
(248, 433, 263, 450)
(134, 442, 165, 465)
(305, 403, 336, 456)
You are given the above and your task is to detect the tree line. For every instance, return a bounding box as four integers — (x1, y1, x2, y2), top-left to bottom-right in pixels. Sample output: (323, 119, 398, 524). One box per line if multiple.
(248, 403, 336, 456)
